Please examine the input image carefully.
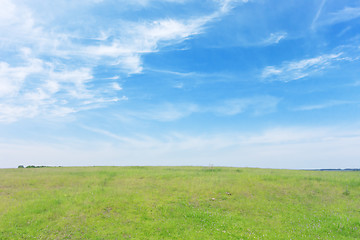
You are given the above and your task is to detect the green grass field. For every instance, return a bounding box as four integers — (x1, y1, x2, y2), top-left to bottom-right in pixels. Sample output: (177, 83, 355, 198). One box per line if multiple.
(0, 167, 359, 239)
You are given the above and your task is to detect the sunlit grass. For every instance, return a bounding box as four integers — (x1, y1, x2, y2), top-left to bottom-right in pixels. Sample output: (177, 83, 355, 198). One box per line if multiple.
(0, 167, 359, 239)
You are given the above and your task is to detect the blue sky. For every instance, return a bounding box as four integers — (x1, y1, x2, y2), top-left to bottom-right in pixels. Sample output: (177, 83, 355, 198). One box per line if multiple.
(1, 0, 360, 168)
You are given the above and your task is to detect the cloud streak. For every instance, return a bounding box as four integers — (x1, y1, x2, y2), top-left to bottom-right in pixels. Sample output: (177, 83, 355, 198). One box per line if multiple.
(311, 0, 327, 30)
(314, 6, 360, 29)
(117, 96, 280, 122)
(84, 18, 208, 74)
(293, 100, 357, 111)
(212, 96, 280, 116)
(260, 32, 287, 46)
(261, 53, 346, 81)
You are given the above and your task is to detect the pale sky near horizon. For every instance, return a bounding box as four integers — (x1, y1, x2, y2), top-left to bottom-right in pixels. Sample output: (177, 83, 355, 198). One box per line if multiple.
(1, 0, 360, 169)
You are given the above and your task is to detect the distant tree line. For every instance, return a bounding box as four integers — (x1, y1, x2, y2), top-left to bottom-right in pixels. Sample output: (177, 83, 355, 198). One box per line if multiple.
(317, 168, 360, 171)
(18, 165, 62, 168)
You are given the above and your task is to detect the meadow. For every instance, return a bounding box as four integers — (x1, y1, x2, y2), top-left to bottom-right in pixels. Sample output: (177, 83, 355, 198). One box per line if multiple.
(0, 166, 359, 239)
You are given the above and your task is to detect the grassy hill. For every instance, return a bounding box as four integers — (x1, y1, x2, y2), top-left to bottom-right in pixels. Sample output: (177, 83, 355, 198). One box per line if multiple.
(0, 167, 359, 239)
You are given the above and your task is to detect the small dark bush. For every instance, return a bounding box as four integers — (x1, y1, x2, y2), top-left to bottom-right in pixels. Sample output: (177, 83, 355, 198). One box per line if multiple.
(343, 187, 350, 196)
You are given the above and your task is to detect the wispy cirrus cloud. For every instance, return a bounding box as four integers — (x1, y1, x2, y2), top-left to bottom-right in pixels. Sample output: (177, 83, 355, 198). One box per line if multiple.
(293, 100, 357, 111)
(313, 6, 360, 29)
(128, 103, 199, 122)
(83, 0, 250, 74)
(216, 0, 250, 13)
(260, 32, 287, 46)
(213, 96, 280, 116)
(112, 0, 190, 7)
(261, 53, 348, 81)
(118, 96, 280, 122)
(311, 0, 327, 30)
(231, 31, 288, 47)
(84, 18, 209, 74)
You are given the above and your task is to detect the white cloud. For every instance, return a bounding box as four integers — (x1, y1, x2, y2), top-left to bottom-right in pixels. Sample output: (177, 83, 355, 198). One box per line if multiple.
(49, 68, 94, 99)
(82, 96, 128, 105)
(0, 59, 42, 97)
(106, 76, 119, 80)
(112, 82, 122, 91)
(234, 31, 288, 47)
(261, 32, 287, 46)
(0, 104, 38, 123)
(0, 0, 16, 23)
(0, 0, 32, 31)
(0, 0, 64, 56)
(0, 54, 125, 122)
(51, 107, 76, 117)
(143, 19, 203, 42)
(261, 53, 345, 81)
(216, 0, 250, 13)
(0, 1, 130, 122)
